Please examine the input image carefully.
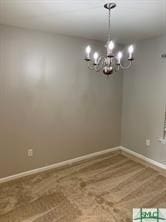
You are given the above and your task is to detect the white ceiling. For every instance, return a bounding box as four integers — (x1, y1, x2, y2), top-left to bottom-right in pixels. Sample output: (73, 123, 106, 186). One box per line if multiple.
(0, 0, 165, 43)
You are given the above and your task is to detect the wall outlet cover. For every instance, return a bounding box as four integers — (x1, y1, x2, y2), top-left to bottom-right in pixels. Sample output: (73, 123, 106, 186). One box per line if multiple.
(146, 139, 151, 147)
(27, 149, 33, 157)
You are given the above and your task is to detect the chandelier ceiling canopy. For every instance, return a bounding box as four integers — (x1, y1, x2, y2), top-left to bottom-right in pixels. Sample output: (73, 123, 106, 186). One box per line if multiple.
(84, 2, 135, 76)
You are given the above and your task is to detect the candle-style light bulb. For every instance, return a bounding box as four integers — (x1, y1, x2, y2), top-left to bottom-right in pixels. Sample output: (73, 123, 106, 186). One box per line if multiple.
(117, 51, 123, 64)
(108, 41, 114, 50)
(86, 45, 91, 54)
(85, 45, 91, 61)
(128, 45, 134, 60)
(107, 41, 114, 57)
(93, 52, 99, 65)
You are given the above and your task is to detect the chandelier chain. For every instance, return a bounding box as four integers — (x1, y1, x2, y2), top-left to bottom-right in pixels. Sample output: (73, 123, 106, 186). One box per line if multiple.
(108, 8, 111, 42)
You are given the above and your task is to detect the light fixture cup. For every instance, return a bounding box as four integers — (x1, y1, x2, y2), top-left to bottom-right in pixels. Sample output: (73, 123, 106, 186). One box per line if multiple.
(93, 62, 98, 66)
(128, 57, 134, 61)
(107, 53, 114, 58)
(104, 3, 116, 10)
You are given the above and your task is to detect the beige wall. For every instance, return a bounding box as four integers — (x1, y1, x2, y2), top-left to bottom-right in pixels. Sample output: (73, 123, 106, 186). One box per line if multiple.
(0, 25, 123, 178)
(121, 34, 166, 163)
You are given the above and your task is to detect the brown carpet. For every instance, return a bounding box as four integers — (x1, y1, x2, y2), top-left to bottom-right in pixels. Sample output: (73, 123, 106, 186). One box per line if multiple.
(0, 152, 166, 222)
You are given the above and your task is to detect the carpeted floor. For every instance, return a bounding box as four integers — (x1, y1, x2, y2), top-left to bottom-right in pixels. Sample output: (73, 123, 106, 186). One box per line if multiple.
(0, 152, 166, 222)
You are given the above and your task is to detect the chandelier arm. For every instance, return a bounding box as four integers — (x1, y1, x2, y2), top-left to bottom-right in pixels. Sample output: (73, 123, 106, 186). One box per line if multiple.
(87, 61, 95, 70)
(110, 61, 118, 73)
(114, 64, 120, 72)
(119, 60, 132, 70)
(94, 56, 105, 72)
(94, 66, 102, 72)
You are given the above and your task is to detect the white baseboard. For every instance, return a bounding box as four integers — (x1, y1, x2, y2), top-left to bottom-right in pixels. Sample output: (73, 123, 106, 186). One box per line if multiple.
(0, 146, 165, 184)
(0, 146, 120, 184)
(120, 146, 166, 170)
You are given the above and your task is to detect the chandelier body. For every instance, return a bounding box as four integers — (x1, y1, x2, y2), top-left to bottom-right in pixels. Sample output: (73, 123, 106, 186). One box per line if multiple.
(84, 2, 134, 75)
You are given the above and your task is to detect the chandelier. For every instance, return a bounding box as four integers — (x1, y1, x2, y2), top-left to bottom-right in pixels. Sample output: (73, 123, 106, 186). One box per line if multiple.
(84, 2, 134, 75)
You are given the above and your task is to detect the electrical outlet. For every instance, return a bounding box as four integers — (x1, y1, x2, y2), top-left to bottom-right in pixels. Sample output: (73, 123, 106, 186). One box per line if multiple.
(146, 139, 151, 147)
(27, 148, 33, 157)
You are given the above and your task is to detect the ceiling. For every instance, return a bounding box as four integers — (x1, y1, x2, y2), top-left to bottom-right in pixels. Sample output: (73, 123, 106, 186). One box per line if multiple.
(0, 0, 165, 43)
